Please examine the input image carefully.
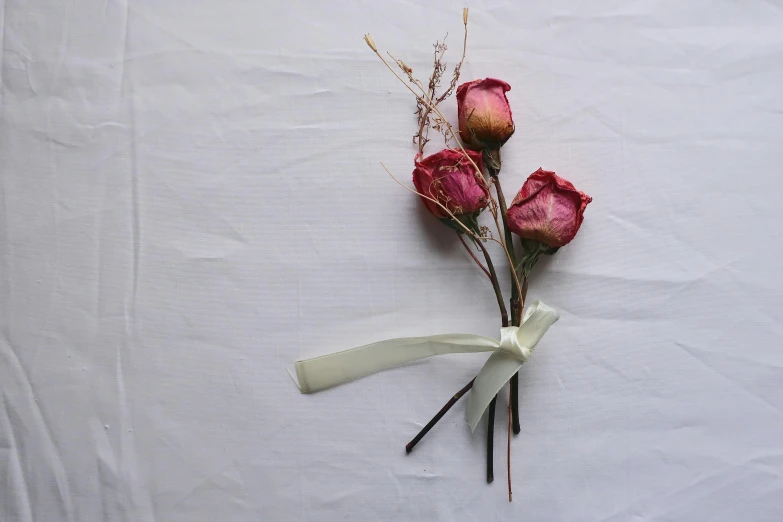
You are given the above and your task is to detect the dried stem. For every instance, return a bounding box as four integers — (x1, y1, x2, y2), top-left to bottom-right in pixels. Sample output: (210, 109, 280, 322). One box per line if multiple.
(457, 232, 491, 280)
(489, 166, 523, 435)
(509, 374, 520, 435)
(405, 378, 475, 453)
(489, 169, 519, 321)
(415, 39, 446, 153)
(434, 15, 468, 106)
(475, 231, 509, 487)
(510, 276, 529, 436)
(487, 396, 496, 483)
(412, 11, 469, 154)
(486, 198, 524, 305)
(507, 388, 513, 502)
(475, 238, 507, 327)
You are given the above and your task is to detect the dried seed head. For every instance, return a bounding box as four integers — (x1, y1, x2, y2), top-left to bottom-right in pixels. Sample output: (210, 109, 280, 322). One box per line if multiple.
(364, 34, 377, 53)
(400, 60, 412, 74)
(463, 7, 469, 25)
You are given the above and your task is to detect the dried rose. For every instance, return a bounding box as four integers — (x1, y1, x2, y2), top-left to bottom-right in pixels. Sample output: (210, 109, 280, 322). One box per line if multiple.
(457, 78, 515, 150)
(506, 169, 592, 248)
(412, 149, 488, 228)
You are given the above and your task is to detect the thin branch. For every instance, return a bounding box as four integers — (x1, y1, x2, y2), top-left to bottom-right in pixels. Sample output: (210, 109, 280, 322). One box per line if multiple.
(510, 374, 520, 435)
(507, 388, 513, 502)
(488, 168, 526, 436)
(405, 379, 475, 453)
(487, 396, 496, 483)
(490, 172, 520, 323)
(457, 232, 491, 279)
(417, 11, 468, 152)
(415, 37, 447, 153)
(475, 238, 508, 327)
(487, 208, 523, 305)
(511, 276, 529, 436)
(489, 170, 523, 435)
(435, 14, 468, 105)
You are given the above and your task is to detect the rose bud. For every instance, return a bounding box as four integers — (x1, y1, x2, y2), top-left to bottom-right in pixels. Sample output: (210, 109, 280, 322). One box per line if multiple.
(412, 149, 488, 230)
(506, 168, 592, 248)
(457, 78, 515, 151)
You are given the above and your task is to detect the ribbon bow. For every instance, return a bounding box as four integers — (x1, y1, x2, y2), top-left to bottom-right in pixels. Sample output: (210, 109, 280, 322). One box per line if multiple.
(294, 301, 559, 431)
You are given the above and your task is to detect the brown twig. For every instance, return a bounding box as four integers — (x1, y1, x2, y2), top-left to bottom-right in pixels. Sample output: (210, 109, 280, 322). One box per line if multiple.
(405, 378, 475, 453)
(479, 248, 510, 486)
(507, 389, 513, 501)
(415, 38, 447, 153)
(457, 232, 491, 279)
(414, 10, 469, 154)
(489, 166, 522, 435)
(509, 374, 520, 434)
(487, 396, 496, 483)
(475, 239, 508, 327)
(489, 169, 519, 317)
(435, 12, 468, 106)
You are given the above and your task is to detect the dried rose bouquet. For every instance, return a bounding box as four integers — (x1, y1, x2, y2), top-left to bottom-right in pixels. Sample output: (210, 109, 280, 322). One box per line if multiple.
(293, 8, 591, 501)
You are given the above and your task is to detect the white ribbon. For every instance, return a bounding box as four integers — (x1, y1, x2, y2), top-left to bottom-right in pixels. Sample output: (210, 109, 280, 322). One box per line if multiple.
(294, 300, 559, 432)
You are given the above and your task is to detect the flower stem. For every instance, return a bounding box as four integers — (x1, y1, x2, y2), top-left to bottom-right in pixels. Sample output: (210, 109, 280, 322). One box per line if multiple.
(486, 396, 497, 483)
(509, 374, 520, 434)
(405, 378, 475, 453)
(474, 238, 508, 327)
(488, 164, 522, 435)
(488, 168, 519, 318)
(457, 232, 491, 280)
(507, 388, 513, 501)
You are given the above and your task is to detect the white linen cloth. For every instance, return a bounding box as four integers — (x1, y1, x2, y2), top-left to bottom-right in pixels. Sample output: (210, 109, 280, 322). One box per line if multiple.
(2, 1, 782, 520)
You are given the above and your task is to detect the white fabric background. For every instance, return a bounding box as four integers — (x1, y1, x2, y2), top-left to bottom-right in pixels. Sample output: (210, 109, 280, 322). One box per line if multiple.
(2, 1, 782, 520)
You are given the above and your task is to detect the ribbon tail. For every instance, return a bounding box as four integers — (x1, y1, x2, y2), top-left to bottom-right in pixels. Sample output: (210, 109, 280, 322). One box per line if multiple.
(294, 334, 499, 394)
(466, 352, 523, 432)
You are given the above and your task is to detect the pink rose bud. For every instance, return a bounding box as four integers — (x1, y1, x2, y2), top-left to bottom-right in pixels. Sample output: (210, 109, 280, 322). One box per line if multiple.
(457, 78, 515, 150)
(506, 169, 592, 248)
(412, 149, 489, 223)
